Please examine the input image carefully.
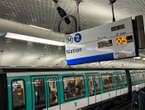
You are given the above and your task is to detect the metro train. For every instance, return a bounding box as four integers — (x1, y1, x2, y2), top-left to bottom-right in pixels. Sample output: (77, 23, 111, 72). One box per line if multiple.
(0, 70, 145, 110)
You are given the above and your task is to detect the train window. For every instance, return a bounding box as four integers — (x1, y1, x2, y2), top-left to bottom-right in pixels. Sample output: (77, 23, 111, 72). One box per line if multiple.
(47, 78, 58, 106)
(94, 76, 100, 94)
(33, 79, 46, 109)
(143, 73, 145, 81)
(88, 76, 95, 96)
(139, 73, 143, 83)
(63, 76, 75, 101)
(63, 76, 86, 101)
(135, 74, 139, 84)
(138, 73, 140, 83)
(142, 73, 144, 81)
(75, 76, 86, 97)
(138, 73, 141, 82)
(123, 74, 128, 86)
(119, 74, 124, 88)
(134, 74, 137, 84)
(102, 74, 115, 92)
(130, 74, 135, 85)
(137, 73, 140, 83)
(115, 75, 120, 89)
(132, 74, 137, 85)
(11, 80, 26, 110)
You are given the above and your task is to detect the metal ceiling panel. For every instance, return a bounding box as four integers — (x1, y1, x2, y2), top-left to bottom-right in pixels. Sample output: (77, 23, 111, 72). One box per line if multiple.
(0, 0, 145, 32)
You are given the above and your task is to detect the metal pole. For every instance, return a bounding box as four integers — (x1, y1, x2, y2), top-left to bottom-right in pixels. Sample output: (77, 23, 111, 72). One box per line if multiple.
(76, 3, 80, 31)
(111, 3, 116, 22)
(75, 0, 82, 32)
(109, 0, 117, 22)
(125, 70, 132, 100)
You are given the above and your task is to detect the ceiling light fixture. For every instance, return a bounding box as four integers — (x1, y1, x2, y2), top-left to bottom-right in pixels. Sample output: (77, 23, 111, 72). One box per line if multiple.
(5, 32, 65, 46)
(133, 56, 141, 60)
(142, 58, 145, 61)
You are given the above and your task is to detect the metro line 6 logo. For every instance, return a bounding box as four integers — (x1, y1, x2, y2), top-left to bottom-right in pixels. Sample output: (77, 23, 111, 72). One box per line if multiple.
(116, 36, 128, 45)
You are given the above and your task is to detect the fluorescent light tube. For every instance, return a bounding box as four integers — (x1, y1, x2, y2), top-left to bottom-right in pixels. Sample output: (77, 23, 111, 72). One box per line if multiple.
(133, 57, 141, 60)
(5, 32, 65, 46)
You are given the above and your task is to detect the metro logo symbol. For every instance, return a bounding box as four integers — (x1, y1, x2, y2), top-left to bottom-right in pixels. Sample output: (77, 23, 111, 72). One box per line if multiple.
(116, 36, 127, 45)
(74, 33, 82, 43)
(66, 36, 73, 43)
(66, 33, 82, 44)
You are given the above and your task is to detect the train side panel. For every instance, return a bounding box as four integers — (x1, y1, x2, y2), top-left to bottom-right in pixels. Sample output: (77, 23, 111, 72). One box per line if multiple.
(7, 75, 32, 110)
(7, 70, 145, 110)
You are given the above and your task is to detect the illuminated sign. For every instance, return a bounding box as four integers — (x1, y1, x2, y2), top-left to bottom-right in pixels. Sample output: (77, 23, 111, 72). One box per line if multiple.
(116, 36, 133, 45)
(65, 17, 137, 65)
(111, 24, 125, 32)
(98, 40, 113, 48)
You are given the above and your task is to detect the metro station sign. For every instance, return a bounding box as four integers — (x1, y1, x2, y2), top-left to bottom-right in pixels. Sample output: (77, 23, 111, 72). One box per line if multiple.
(65, 17, 137, 65)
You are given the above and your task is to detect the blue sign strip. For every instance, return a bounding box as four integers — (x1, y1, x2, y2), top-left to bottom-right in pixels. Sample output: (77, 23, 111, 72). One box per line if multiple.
(67, 53, 114, 65)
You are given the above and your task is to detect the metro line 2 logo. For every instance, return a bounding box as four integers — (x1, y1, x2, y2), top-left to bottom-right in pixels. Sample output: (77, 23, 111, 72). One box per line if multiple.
(74, 33, 82, 43)
(66, 33, 82, 44)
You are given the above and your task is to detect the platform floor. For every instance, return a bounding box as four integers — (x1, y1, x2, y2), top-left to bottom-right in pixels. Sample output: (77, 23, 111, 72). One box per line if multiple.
(91, 100, 131, 110)
(111, 103, 131, 110)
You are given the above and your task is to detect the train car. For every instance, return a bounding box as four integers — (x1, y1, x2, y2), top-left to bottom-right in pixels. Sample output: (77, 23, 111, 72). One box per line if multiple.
(0, 70, 145, 110)
(130, 71, 145, 91)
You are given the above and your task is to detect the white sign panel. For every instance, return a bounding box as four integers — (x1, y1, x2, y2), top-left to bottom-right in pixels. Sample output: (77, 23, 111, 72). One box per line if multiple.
(65, 17, 137, 65)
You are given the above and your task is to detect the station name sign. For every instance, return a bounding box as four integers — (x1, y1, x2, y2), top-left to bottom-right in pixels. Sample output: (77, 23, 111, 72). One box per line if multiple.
(65, 17, 137, 65)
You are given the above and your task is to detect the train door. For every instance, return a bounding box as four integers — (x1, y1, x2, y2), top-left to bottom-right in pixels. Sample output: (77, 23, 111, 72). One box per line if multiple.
(122, 73, 128, 94)
(94, 75, 101, 103)
(46, 76, 60, 110)
(7, 76, 32, 110)
(87, 75, 95, 105)
(118, 73, 125, 94)
(31, 76, 60, 110)
(131, 72, 136, 91)
(115, 73, 124, 96)
(115, 73, 121, 96)
(31, 76, 47, 110)
(101, 73, 116, 101)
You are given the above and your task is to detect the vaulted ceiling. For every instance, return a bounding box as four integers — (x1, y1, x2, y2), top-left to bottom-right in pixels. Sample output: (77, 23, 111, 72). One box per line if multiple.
(0, 0, 145, 34)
